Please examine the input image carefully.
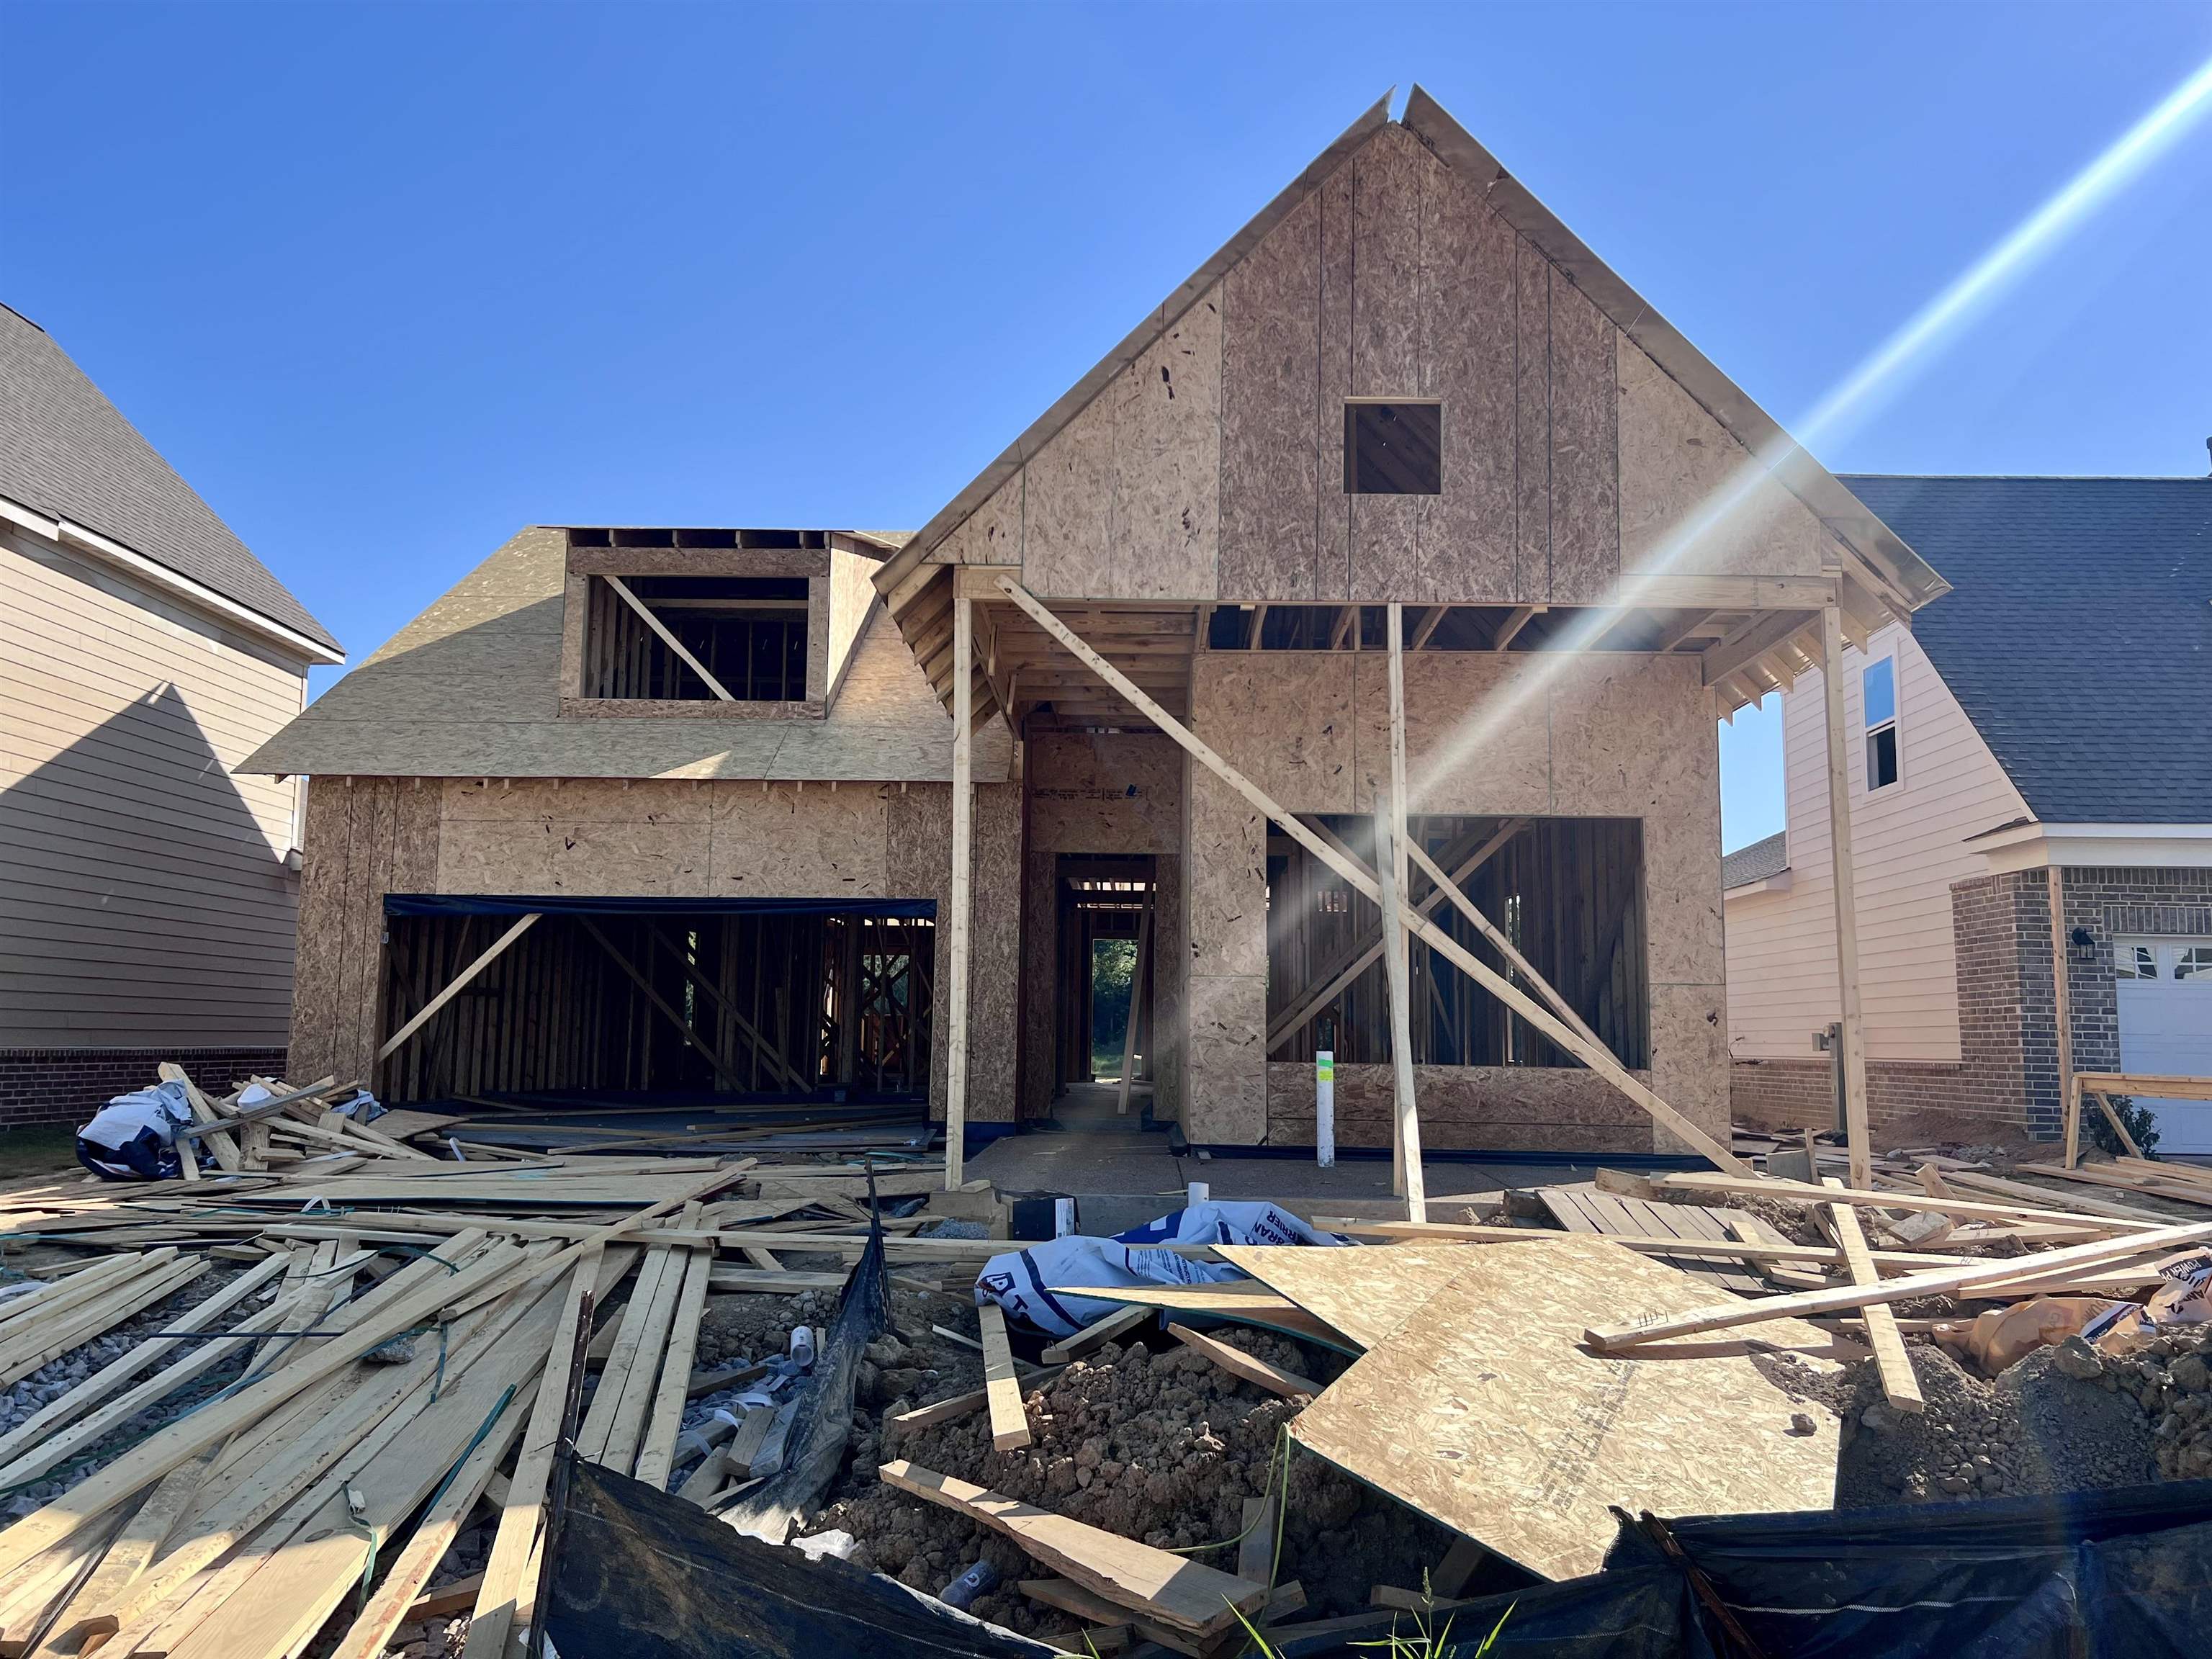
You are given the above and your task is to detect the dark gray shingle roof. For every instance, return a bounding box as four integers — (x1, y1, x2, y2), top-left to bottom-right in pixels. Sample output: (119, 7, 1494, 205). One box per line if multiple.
(1841, 475, 2210, 826)
(0, 304, 339, 652)
(1722, 830, 1789, 889)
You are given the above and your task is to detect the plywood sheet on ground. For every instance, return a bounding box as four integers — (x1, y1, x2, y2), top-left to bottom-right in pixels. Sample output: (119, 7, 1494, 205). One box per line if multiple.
(1285, 1236, 1841, 1582)
(1215, 1246, 1486, 1349)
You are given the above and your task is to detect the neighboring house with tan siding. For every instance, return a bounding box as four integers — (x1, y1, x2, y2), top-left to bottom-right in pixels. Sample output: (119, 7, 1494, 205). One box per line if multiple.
(1, 301, 343, 1127)
(1725, 474, 2212, 1150)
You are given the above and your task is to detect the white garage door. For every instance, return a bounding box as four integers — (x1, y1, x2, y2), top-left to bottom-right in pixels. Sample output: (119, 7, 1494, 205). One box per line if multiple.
(2116, 938, 2212, 1153)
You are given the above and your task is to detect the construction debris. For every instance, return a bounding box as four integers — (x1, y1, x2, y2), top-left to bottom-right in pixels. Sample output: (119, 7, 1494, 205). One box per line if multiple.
(14, 1060, 2212, 1656)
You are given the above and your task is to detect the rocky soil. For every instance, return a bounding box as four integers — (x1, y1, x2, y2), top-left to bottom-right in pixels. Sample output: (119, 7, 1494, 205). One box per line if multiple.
(0, 1262, 259, 1519)
(817, 1326, 1473, 1641)
(1815, 1336, 2159, 1506)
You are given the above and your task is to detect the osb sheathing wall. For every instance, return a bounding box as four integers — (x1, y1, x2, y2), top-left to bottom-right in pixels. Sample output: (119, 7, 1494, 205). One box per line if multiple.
(929, 122, 1833, 603)
(1182, 649, 1728, 1153)
(1017, 734, 1186, 1118)
(291, 775, 1022, 1124)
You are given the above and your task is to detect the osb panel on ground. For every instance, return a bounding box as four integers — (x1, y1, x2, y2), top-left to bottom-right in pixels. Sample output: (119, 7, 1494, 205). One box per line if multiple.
(1218, 1244, 1479, 1348)
(1284, 1236, 1841, 1581)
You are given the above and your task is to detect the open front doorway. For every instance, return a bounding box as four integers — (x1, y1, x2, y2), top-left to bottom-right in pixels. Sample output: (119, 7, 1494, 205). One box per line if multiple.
(1053, 856, 1155, 1107)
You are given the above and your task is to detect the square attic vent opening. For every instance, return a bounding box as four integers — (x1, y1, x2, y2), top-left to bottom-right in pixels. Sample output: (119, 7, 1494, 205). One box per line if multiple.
(1344, 400, 1442, 495)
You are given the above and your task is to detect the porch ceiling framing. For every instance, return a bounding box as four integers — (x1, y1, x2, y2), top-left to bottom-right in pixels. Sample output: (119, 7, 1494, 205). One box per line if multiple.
(994, 575, 1753, 1175)
(880, 564, 1876, 735)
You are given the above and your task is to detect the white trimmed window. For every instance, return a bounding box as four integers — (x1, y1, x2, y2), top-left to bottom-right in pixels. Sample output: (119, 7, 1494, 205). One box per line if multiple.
(1862, 655, 1899, 791)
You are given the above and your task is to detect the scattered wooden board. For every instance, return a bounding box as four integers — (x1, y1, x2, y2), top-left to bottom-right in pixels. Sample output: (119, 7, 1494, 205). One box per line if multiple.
(1822, 1178, 1925, 1413)
(979, 1303, 1032, 1452)
(1048, 1282, 1357, 1353)
(878, 1462, 1267, 1637)
(1042, 1301, 1156, 1364)
(1586, 1218, 2212, 1351)
(1166, 1323, 1321, 1399)
(1288, 1236, 1843, 1582)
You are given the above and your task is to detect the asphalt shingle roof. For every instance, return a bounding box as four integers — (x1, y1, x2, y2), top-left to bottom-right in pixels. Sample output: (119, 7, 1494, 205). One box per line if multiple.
(1722, 830, 1789, 890)
(0, 303, 339, 652)
(1840, 475, 2211, 826)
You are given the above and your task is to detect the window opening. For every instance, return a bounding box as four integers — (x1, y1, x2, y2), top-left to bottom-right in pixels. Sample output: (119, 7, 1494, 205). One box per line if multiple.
(1344, 401, 1442, 495)
(584, 575, 809, 701)
(1863, 657, 1899, 791)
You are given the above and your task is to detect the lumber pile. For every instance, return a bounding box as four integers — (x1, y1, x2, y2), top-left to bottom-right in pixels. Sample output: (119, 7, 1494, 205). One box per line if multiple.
(0, 1064, 993, 1658)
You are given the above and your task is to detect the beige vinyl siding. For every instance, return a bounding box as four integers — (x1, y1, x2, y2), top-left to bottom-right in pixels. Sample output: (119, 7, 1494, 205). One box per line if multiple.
(1, 525, 310, 1046)
(1724, 622, 2030, 1064)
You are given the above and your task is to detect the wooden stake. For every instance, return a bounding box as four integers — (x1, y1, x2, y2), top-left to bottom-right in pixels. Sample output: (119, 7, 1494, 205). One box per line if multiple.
(946, 591, 974, 1188)
(1820, 603, 1872, 1189)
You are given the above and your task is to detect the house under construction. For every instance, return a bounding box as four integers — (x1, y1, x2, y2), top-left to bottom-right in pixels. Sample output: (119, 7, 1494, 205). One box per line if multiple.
(243, 88, 1947, 1195)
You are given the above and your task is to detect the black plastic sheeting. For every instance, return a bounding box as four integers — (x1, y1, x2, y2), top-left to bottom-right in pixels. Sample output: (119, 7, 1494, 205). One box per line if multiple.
(1390, 1480, 2212, 1659)
(536, 1471, 2212, 1659)
(545, 1457, 1065, 1659)
(384, 893, 934, 919)
(1621, 1477, 2212, 1659)
(721, 1192, 891, 1545)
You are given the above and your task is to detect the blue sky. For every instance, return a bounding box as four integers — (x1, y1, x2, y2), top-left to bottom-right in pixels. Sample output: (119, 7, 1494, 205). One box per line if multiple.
(4, 2, 2208, 850)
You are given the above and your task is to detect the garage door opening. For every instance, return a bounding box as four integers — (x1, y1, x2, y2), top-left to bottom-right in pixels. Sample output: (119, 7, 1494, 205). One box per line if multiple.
(376, 898, 935, 1111)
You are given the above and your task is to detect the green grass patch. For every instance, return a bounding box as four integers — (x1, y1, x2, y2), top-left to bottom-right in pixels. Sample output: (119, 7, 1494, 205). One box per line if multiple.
(0, 1123, 80, 1179)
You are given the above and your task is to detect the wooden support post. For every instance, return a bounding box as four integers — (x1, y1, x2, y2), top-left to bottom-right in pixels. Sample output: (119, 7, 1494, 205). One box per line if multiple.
(377, 912, 541, 1063)
(946, 591, 974, 1188)
(2050, 865, 2078, 1165)
(994, 577, 1752, 1177)
(604, 573, 738, 701)
(1820, 603, 1874, 1190)
(1381, 602, 1424, 1215)
(1116, 890, 1153, 1116)
(1373, 801, 1425, 1221)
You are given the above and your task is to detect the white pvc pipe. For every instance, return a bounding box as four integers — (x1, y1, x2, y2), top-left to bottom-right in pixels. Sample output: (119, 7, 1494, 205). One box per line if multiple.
(1315, 1050, 1336, 1169)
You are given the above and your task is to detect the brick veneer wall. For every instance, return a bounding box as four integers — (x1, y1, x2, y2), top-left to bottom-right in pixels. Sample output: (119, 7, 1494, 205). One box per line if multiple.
(1732, 864, 2212, 1149)
(0, 1048, 289, 1130)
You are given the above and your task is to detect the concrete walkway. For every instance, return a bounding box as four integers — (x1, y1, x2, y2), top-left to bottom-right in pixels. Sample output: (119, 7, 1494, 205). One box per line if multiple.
(968, 1082, 1619, 1233)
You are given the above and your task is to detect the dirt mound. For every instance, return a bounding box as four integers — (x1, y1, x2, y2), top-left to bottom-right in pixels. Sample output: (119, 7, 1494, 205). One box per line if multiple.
(819, 1328, 1470, 1638)
(1825, 1338, 2157, 1506)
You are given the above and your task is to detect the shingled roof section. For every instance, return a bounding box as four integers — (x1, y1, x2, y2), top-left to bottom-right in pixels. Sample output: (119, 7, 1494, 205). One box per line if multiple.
(1722, 830, 1789, 890)
(0, 302, 340, 653)
(1840, 475, 2211, 826)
